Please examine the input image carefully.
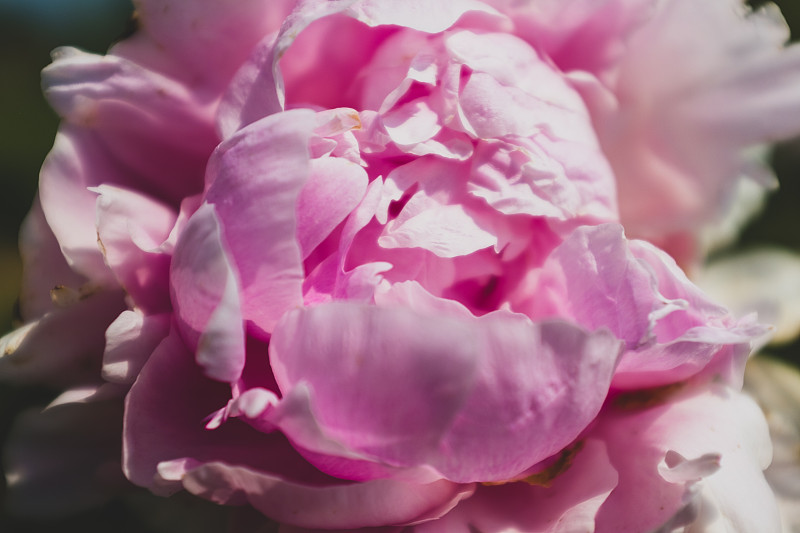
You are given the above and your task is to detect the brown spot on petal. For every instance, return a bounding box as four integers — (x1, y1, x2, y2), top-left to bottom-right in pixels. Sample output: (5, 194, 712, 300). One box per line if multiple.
(50, 285, 80, 308)
(482, 440, 585, 488)
(614, 382, 686, 410)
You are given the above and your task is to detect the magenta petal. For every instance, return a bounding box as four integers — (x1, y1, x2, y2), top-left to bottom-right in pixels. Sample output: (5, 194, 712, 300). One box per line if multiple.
(296, 157, 368, 259)
(205, 110, 316, 335)
(269, 303, 622, 482)
(170, 203, 245, 383)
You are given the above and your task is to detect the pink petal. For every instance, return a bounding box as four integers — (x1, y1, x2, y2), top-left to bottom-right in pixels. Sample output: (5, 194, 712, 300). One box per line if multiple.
(415, 439, 618, 533)
(16, 197, 86, 322)
(115, 0, 293, 92)
(0, 289, 125, 386)
(93, 184, 176, 313)
(347, 0, 503, 33)
(269, 303, 622, 483)
(124, 327, 471, 529)
(43, 47, 216, 202)
(296, 157, 368, 259)
(180, 462, 474, 530)
(205, 110, 316, 335)
(595, 384, 780, 532)
(102, 310, 171, 385)
(170, 204, 245, 383)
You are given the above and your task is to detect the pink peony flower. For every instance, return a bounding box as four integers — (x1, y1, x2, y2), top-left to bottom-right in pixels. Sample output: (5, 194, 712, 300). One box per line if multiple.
(2, 0, 798, 530)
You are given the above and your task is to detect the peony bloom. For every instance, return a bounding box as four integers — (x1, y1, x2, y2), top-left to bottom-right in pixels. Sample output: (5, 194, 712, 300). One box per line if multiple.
(2, 0, 798, 531)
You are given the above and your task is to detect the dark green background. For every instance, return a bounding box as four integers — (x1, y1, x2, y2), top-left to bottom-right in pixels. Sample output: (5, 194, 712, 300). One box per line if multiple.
(0, 1, 798, 531)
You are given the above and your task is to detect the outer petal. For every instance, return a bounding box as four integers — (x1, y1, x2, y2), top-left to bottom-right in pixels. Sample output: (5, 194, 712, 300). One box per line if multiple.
(4, 385, 128, 517)
(269, 303, 622, 483)
(595, 385, 780, 532)
(170, 204, 245, 383)
(0, 289, 125, 386)
(414, 439, 618, 533)
(205, 109, 316, 335)
(102, 310, 171, 384)
(93, 184, 176, 313)
(124, 327, 472, 530)
(16, 197, 86, 322)
(118, 0, 295, 91)
(43, 47, 215, 202)
(179, 463, 474, 530)
(696, 248, 800, 345)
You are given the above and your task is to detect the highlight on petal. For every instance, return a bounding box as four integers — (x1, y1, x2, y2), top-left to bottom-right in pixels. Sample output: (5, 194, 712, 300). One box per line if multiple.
(170, 203, 245, 383)
(102, 310, 171, 384)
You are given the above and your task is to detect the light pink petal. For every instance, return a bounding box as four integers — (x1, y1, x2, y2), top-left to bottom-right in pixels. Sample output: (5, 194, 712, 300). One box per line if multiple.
(415, 439, 618, 533)
(591, 0, 800, 242)
(468, 136, 617, 224)
(379, 202, 496, 258)
(296, 157, 368, 259)
(447, 30, 597, 144)
(170, 204, 245, 383)
(102, 310, 171, 384)
(16, 197, 86, 322)
(180, 462, 474, 530)
(38, 126, 119, 282)
(93, 184, 176, 313)
(4, 385, 128, 517)
(217, 35, 283, 139)
(523, 224, 682, 349)
(205, 109, 316, 335)
(346, 0, 503, 33)
(43, 47, 216, 202)
(116, 0, 293, 92)
(0, 289, 125, 386)
(382, 99, 443, 146)
(269, 303, 622, 483)
(485, 0, 655, 80)
(379, 158, 497, 258)
(595, 384, 780, 532)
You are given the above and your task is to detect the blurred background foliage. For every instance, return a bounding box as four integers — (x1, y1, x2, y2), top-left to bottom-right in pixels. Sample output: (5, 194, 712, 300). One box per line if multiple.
(0, 0, 798, 531)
